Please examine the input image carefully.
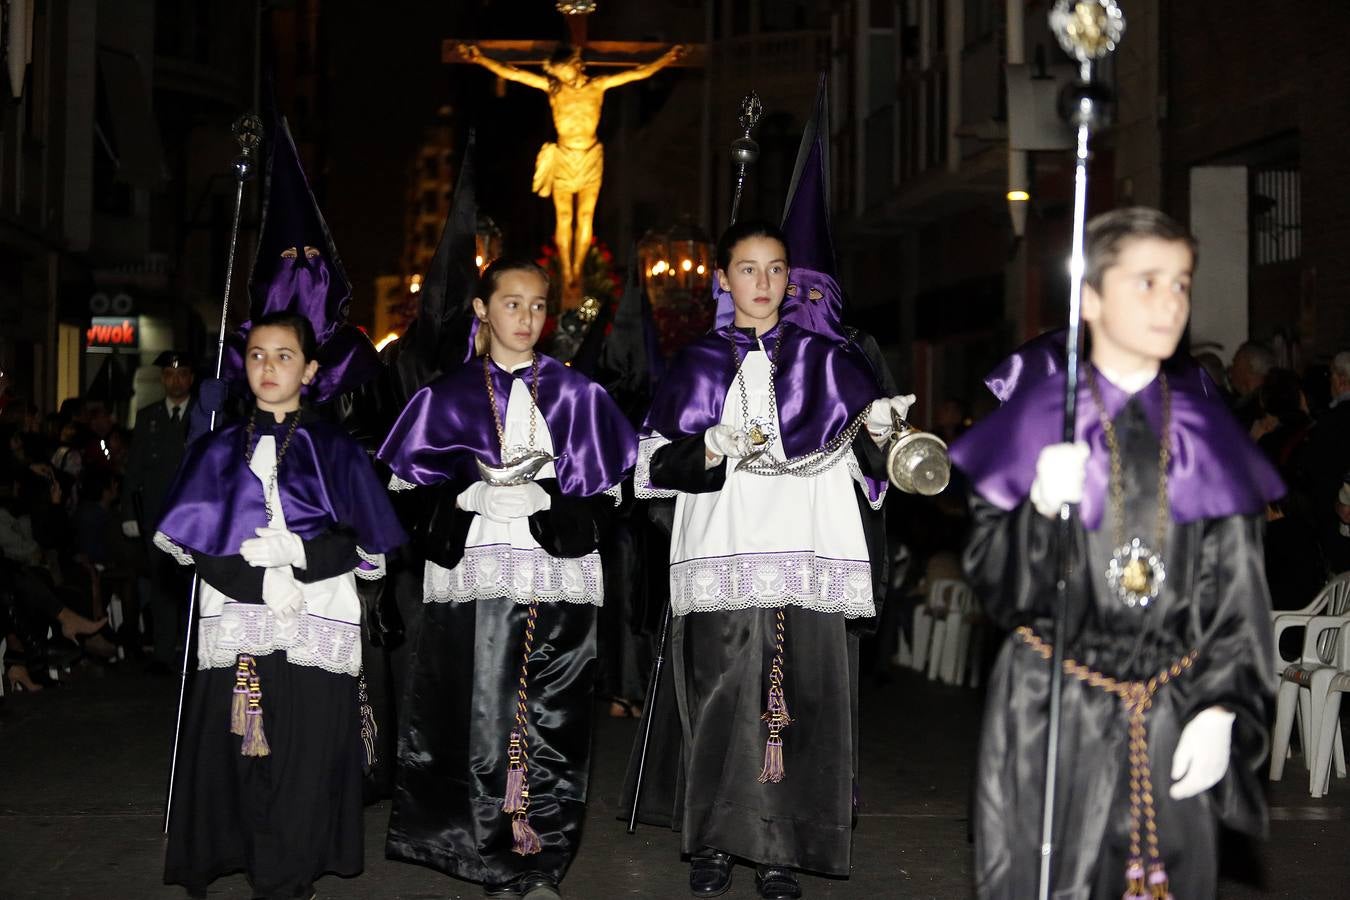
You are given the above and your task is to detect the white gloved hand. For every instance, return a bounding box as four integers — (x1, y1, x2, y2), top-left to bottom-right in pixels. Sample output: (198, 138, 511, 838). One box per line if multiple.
(504, 481, 551, 517)
(866, 394, 917, 438)
(121, 520, 141, 539)
(1029, 441, 1091, 518)
(240, 526, 307, 569)
(1169, 706, 1235, 799)
(457, 482, 544, 523)
(261, 565, 304, 638)
(704, 424, 752, 462)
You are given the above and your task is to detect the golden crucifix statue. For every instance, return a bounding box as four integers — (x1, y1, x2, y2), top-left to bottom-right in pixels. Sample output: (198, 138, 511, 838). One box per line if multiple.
(456, 42, 686, 303)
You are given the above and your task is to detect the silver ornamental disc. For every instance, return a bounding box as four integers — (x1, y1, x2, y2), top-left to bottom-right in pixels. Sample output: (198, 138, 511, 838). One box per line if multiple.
(1105, 538, 1165, 608)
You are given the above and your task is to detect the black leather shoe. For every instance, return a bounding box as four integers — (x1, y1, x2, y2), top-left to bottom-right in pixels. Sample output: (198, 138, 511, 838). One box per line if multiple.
(755, 865, 802, 900)
(483, 881, 523, 898)
(689, 849, 734, 897)
(520, 875, 561, 900)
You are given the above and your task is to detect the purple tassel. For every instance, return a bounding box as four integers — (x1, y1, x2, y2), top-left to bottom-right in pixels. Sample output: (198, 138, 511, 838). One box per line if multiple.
(503, 766, 526, 813)
(230, 656, 250, 736)
(758, 734, 785, 783)
(240, 671, 270, 757)
(511, 813, 542, 856)
(502, 730, 526, 813)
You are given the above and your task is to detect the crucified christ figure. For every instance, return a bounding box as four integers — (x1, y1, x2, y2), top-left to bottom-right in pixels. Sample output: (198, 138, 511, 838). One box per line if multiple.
(459, 42, 686, 302)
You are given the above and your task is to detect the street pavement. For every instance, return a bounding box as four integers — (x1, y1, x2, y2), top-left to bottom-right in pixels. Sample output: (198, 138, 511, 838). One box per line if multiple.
(2, 658, 1347, 899)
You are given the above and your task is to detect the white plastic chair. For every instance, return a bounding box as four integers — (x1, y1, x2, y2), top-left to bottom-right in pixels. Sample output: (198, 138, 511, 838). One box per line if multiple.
(1272, 572, 1350, 678)
(910, 600, 936, 673)
(1269, 611, 1349, 791)
(925, 579, 975, 684)
(1311, 624, 1350, 797)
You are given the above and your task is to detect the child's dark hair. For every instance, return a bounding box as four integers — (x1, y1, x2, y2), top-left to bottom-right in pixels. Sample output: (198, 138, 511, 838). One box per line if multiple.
(1084, 207, 1198, 292)
(715, 220, 790, 272)
(475, 257, 551, 303)
(250, 310, 318, 361)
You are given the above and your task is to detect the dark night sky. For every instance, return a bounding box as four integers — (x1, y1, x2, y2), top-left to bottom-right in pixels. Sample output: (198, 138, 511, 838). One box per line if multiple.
(320, 0, 636, 325)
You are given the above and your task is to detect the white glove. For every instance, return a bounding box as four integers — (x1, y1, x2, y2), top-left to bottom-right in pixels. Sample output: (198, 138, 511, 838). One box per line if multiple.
(1169, 706, 1235, 799)
(240, 526, 307, 569)
(866, 394, 917, 438)
(457, 482, 547, 522)
(1029, 441, 1091, 518)
(261, 565, 304, 639)
(121, 520, 141, 539)
(705, 424, 751, 462)
(500, 481, 551, 517)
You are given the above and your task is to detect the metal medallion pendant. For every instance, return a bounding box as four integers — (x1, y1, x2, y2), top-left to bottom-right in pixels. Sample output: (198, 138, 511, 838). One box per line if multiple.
(744, 416, 776, 450)
(1105, 538, 1165, 608)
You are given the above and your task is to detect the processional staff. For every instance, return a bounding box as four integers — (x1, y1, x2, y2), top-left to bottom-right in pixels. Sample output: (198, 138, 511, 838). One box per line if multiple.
(164, 113, 263, 835)
(1036, 3, 1124, 898)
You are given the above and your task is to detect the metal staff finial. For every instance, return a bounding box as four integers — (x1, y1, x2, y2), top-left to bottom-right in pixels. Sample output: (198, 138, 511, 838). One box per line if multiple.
(1036, 3, 1123, 899)
(728, 91, 763, 225)
(164, 111, 262, 836)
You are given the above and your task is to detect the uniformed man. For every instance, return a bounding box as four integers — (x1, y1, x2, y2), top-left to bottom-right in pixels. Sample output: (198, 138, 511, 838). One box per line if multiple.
(121, 350, 195, 672)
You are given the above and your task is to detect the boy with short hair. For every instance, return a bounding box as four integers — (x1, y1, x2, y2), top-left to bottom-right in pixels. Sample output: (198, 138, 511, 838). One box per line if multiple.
(951, 207, 1283, 898)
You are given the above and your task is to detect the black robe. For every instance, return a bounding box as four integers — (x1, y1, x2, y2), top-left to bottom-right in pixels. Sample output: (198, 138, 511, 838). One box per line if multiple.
(385, 476, 611, 888)
(965, 400, 1274, 899)
(163, 532, 368, 900)
(622, 427, 885, 877)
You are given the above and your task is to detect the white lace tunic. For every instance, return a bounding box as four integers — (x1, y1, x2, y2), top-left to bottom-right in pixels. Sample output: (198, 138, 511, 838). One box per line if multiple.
(415, 369, 605, 607)
(638, 338, 877, 618)
(171, 435, 382, 677)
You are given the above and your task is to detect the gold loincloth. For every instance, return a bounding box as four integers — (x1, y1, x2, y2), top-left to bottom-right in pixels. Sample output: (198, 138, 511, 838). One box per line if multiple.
(532, 141, 604, 198)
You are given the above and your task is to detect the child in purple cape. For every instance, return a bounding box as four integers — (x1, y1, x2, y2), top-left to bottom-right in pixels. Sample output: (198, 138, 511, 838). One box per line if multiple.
(157, 310, 406, 899)
(951, 207, 1283, 899)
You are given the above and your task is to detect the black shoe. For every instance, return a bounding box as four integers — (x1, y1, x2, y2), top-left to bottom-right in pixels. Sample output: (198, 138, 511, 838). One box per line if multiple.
(690, 849, 734, 898)
(755, 866, 802, 900)
(520, 875, 561, 900)
(484, 881, 523, 898)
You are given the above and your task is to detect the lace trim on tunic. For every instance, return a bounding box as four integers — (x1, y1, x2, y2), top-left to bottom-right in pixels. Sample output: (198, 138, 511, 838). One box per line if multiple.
(423, 545, 603, 606)
(388, 473, 418, 492)
(198, 603, 362, 676)
(604, 482, 624, 505)
(634, 433, 677, 499)
(355, 547, 386, 580)
(670, 550, 875, 618)
(846, 453, 887, 510)
(154, 531, 195, 567)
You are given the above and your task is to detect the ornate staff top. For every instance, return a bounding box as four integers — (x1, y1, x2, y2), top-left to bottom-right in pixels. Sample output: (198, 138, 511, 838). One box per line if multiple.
(729, 92, 763, 224)
(1049, 0, 1125, 63)
(230, 113, 264, 182)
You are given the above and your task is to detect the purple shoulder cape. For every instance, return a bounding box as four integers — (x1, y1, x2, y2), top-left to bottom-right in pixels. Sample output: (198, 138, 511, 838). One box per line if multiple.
(643, 321, 885, 497)
(950, 364, 1285, 526)
(378, 353, 637, 497)
(156, 411, 407, 558)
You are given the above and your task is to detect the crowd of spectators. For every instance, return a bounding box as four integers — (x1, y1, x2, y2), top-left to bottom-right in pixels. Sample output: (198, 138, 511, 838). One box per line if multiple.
(1, 388, 168, 694)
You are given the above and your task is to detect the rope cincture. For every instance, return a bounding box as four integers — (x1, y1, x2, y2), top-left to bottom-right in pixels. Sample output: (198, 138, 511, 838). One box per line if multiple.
(758, 608, 792, 783)
(502, 601, 543, 855)
(1016, 626, 1196, 900)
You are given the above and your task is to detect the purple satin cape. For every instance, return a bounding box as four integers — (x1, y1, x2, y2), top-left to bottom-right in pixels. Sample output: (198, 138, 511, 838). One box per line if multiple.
(643, 320, 885, 498)
(378, 353, 637, 497)
(950, 364, 1285, 527)
(221, 255, 383, 404)
(985, 328, 1223, 404)
(156, 410, 407, 557)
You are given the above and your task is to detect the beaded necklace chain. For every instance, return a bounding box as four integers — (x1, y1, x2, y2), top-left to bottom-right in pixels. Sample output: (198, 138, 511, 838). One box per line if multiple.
(483, 352, 540, 459)
(1087, 368, 1172, 608)
(731, 329, 783, 452)
(244, 410, 303, 522)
